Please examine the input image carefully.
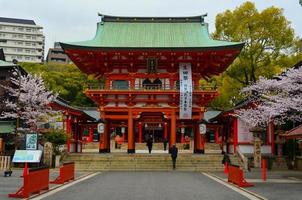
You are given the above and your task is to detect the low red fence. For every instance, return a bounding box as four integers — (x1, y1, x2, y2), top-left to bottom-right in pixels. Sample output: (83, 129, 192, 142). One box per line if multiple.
(8, 167, 49, 198)
(50, 162, 75, 184)
(228, 165, 253, 187)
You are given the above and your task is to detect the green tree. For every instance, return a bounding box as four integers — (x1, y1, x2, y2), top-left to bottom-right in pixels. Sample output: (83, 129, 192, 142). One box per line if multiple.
(213, 1, 297, 85)
(44, 129, 68, 155)
(210, 1, 300, 109)
(21, 63, 97, 107)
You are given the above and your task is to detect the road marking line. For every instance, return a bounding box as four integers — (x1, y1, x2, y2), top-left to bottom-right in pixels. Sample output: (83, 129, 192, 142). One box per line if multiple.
(202, 172, 268, 200)
(29, 172, 100, 200)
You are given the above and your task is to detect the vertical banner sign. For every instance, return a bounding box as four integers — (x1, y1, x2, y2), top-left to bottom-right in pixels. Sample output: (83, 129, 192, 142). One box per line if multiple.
(179, 63, 193, 119)
(26, 133, 38, 150)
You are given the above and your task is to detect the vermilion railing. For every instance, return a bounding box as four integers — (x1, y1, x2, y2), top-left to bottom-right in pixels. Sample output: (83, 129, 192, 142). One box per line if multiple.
(88, 84, 217, 91)
(228, 165, 253, 187)
(8, 167, 49, 198)
(50, 162, 75, 184)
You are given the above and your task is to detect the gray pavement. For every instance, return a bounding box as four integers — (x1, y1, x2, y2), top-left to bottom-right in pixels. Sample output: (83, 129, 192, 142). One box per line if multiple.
(42, 172, 249, 200)
(0, 169, 86, 200)
(213, 170, 302, 200)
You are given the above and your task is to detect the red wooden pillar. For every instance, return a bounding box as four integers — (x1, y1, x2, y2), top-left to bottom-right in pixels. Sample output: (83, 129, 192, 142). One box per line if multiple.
(89, 127, 93, 142)
(233, 118, 238, 153)
(194, 123, 202, 153)
(164, 122, 168, 139)
(215, 128, 219, 144)
(138, 122, 143, 143)
(169, 110, 176, 150)
(269, 121, 275, 154)
(66, 115, 71, 153)
(128, 109, 135, 153)
(99, 123, 108, 153)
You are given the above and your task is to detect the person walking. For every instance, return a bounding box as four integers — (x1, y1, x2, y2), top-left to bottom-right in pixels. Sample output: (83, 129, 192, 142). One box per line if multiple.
(170, 144, 178, 170)
(163, 138, 168, 151)
(146, 135, 153, 154)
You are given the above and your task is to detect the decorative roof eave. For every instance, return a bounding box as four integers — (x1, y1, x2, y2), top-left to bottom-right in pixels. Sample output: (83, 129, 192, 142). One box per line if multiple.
(280, 124, 302, 139)
(50, 98, 97, 122)
(60, 42, 244, 52)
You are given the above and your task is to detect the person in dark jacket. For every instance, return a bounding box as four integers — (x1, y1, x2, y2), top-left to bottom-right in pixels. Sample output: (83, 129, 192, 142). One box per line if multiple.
(222, 151, 231, 165)
(170, 144, 178, 170)
(163, 138, 168, 151)
(146, 136, 153, 154)
(222, 151, 231, 174)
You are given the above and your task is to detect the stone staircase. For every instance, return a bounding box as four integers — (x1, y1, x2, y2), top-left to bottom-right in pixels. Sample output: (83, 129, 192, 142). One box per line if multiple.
(64, 153, 239, 172)
(83, 141, 222, 153)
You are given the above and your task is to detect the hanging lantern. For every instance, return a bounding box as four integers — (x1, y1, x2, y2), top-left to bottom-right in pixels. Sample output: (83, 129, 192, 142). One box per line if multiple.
(181, 127, 185, 134)
(199, 123, 206, 134)
(97, 122, 105, 134)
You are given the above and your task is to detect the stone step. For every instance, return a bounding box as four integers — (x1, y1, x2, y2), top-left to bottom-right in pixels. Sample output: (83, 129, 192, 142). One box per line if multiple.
(83, 142, 221, 151)
(64, 152, 239, 172)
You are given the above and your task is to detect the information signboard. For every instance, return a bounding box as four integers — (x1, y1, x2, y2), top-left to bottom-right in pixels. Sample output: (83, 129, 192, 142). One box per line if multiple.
(26, 133, 38, 150)
(12, 150, 42, 163)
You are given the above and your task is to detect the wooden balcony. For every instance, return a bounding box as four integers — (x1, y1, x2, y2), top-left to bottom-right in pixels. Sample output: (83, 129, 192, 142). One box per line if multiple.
(86, 84, 218, 95)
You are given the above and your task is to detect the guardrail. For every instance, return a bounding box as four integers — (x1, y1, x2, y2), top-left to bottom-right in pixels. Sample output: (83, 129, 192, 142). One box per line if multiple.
(8, 167, 49, 198)
(228, 165, 253, 187)
(50, 162, 75, 184)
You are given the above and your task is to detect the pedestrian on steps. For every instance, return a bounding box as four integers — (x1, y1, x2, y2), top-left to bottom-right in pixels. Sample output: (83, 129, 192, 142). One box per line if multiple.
(170, 144, 178, 170)
(147, 135, 153, 154)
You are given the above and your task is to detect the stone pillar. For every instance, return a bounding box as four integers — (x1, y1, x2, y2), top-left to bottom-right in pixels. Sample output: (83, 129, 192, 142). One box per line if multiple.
(254, 136, 262, 168)
(43, 142, 53, 167)
(138, 122, 143, 143)
(128, 109, 135, 153)
(251, 127, 264, 168)
(169, 110, 176, 150)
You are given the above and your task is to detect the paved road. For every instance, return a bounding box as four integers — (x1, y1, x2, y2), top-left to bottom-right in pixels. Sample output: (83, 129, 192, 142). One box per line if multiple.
(43, 172, 249, 200)
(0, 170, 85, 200)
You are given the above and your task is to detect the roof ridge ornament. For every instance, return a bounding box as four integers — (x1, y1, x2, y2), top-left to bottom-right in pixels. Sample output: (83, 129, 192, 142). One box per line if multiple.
(201, 13, 208, 24)
(98, 12, 104, 24)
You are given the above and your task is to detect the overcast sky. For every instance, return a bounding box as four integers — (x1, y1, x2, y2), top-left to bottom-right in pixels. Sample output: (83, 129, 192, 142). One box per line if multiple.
(0, 0, 301, 54)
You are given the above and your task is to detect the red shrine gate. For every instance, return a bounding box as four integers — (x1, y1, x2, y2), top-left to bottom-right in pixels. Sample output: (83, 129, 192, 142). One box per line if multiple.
(61, 15, 243, 153)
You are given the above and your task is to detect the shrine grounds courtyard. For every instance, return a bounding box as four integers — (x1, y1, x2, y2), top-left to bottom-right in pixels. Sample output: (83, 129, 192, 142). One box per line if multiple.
(1, 170, 302, 200)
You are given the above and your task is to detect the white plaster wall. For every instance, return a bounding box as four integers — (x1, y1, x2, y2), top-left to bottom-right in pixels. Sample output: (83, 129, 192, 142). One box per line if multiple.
(229, 145, 272, 154)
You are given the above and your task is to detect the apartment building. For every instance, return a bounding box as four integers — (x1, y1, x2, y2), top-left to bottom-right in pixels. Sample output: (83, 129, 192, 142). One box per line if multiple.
(0, 17, 44, 63)
(46, 42, 71, 64)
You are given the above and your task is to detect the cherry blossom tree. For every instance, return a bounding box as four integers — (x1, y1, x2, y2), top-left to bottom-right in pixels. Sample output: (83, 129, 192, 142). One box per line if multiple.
(236, 65, 302, 127)
(0, 67, 57, 130)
